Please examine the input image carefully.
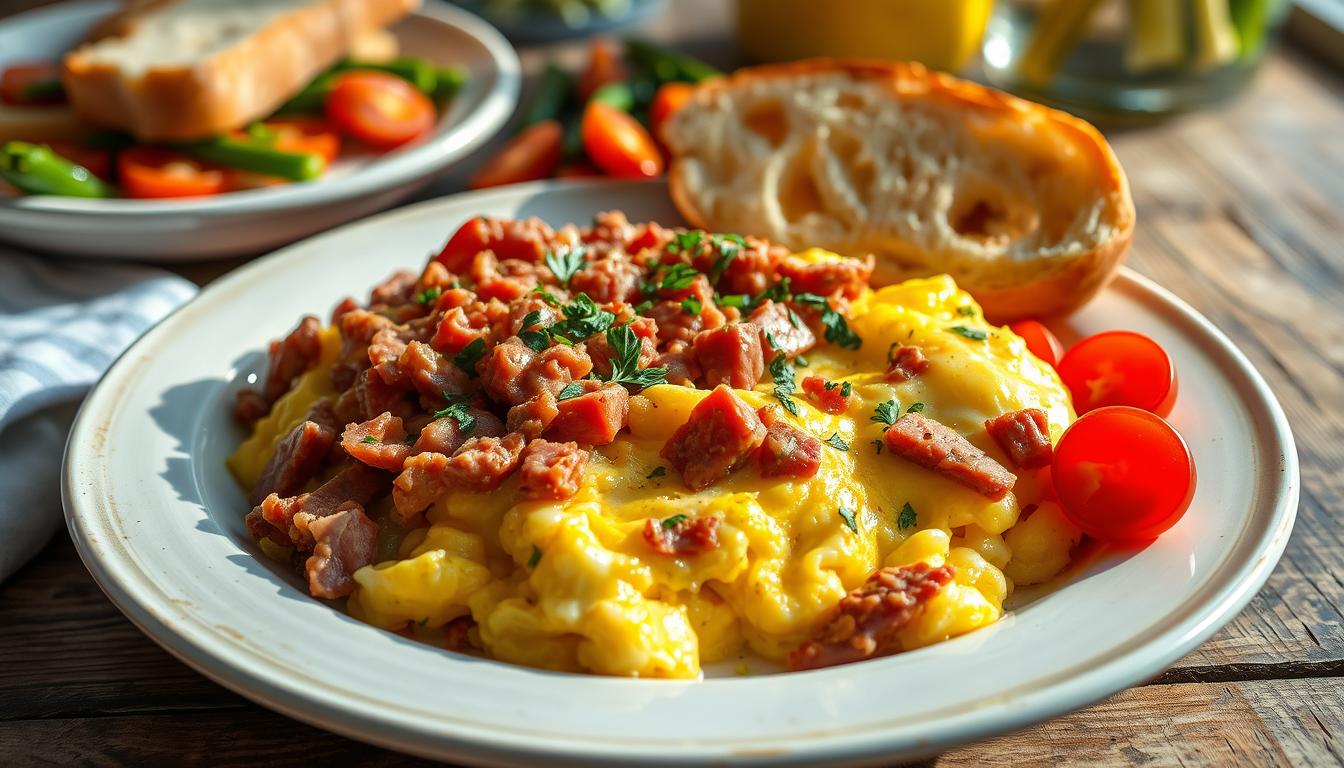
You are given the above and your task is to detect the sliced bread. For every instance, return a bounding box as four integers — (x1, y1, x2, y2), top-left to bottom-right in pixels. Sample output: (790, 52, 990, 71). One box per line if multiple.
(62, 0, 420, 141)
(661, 60, 1135, 320)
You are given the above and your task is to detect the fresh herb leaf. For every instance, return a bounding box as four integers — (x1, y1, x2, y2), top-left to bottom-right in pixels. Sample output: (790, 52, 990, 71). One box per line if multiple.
(770, 353, 800, 416)
(838, 506, 858, 533)
(528, 546, 542, 568)
(717, 293, 749, 309)
(787, 307, 805, 330)
(415, 286, 442, 306)
(707, 233, 746, 283)
(898, 502, 917, 530)
(554, 293, 615, 341)
(432, 392, 477, 434)
(794, 354, 809, 367)
(765, 331, 781, 351)
(544, 245, 586, 287)
(825, 433, 849, 451)
(404, 434, 417, 445)
(532, 285, 562, 306)
(360, 435, 379, 444)
(956, 306, 977, 317)
(633, 299, 654, 315)
(602, 323, 668, 389)
(452, 337, 486, 376)
(519, 310, 542, 329)
(906, 402, 925, 414)
(754, 277, 791, 309)
(840, 381, 852, 398)
(681, 296, 702, 315)
(556, 381, 585, 401)
(871, 438, 884, 454)
(948, 325, 988, 341)
(794, 293, 862, 349)
(871, 399, 900, 429)
(662, 513, 688, 529)
(520, 330, 550, 351)
(665, 230, 704, 255)
(651, 262, 700, 293)
(647, 466, 666, 479)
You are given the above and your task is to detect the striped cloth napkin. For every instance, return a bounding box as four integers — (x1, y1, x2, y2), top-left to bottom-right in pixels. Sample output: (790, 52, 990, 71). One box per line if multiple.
(0, 251, 196, 581)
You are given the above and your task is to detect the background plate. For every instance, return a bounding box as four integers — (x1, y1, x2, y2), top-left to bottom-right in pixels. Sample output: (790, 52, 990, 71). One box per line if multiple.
(63, 180, 1298, 766)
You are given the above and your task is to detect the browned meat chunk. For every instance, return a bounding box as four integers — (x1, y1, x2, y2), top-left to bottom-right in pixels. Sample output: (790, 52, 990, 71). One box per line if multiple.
(247, 463, 388, 548)
(693, 322, 765, 390)
(353, 368, 414, 421)
(749, 300, 815, 359)
(655, 342, 700, 386)
(304, 504, 380, 599)
(481, 337, 594, 405)
(249, 419, 336, 505)
(985, 408, 1053, 469)
(569, 255, 641, 303)
(788, 562, 956, 671)
(341, 413, 413, 471)
(883, 413, 1017, 500)
(776, 253, 874, 300)
(237, 315, 324, 419)
(801, 375, 851, 414)
(756, 405, 822, 480)
(545, 383, 629, 446)
(369, 270, 417, 306)
(586, 317, 658, 379)
(233, 388, 268, 424)
(399, 340, 472, 401)
(886, 345, 930, 382)
(661, 385, 765, 490)
(643, 515, 720, 556)
(518, 440, 590, 500)
(434, 215, 557, 273)
(506, 391, 559, 440)
(649, 298, 725, 346)
(392, 452, 450, 519)
(445, 432, 526, 492)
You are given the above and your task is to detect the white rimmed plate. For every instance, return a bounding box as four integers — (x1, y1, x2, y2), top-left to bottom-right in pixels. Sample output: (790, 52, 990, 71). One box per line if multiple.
(63, 180, 1299, 766)
(0, 0, 520, 260)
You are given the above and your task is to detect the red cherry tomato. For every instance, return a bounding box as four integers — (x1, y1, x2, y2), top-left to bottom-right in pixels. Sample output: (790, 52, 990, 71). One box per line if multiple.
(1009, 319, 1065, 368)
(649, 81, 695, 144)
(324, 71, 435, 149)
(1052, 406, 1196, 543)
(1, 61, 64, 106)
(260, 118, 341, 165)
(117, 146, 230, 198)
(1057, 330, 1177, 416)
(580, 100, 663, 178)
(467, 120, 563, 189)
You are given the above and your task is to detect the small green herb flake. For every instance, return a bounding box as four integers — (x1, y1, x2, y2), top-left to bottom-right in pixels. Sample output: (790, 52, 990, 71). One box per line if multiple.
(770, 353, 800, 417)
(653, 262, 700, 293)
(602, 323, 668, 390)
(554, 293, 615, 341)
(662, 513, 688, 529)
(948, 325, 988, 341)
(707, 233, 745, 284)
(794, 354, 809, 368)
(765, 331, 781, 351)
(825, 433, 849, 451)
(871, 399, 900, 429)
(646, 466, 666, 479)
(794, 293, 862, 349)
(906, 402, 925, 414)
(532, 285, 562, 306)
(871, 438, 884, 454)
(898, 502, 917, 530)
(717, 293, 749, 309)
(840, 381, 852, 398)
(360, 435, 379, 444)
(432, 393, 477, 434)
(527, 546, 542, 568)
(956, 306, 977, 317)
(681, 296, 702, 316)
(666, 230, 704, 255)
(544, 245, 586, 287)
(838, 506, 858, 533)
(415, 286, 442, 306)
(556, 381, 585, 401)
(453, 337, 486, 375)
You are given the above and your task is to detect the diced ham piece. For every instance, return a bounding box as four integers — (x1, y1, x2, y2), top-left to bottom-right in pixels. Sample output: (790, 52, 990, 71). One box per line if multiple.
(506, 391, 559, 439)
(643, 515, 720, 556)
(412, 408, 502, 456)
(518, 440, 590, 500)
(247, 463, 389, 548)
(800, 375, 851, 415)
(330, 297, 359, 327)
(508, 294, 561, 335)
(248, 419, 336, 505)
(433, 216, 556, 273)
(446, 433, 526, 492)
(233, 388, 268, 424)
(711, 238, 779, 297)
(340, 309, 396, 346)
(480, 337, 593, 405)
(886, 345, 930, 382)
(545, 383, 629, 446)
(399, 340, 472, 401)
(655, 342, 700, 386)
(586, 317, 658, 379)
(756, 406, 823, 480)
(693, 322, 765, 390)
(883, 413, 1017, 500)
(749, 300, 816, 359)
(776, 253, 874, 300)
(788, 562, 956, 671)
(985, 408, 1054, 469)
(368, 326, 410, 385)
(260, 315, 323, 403)
(369, 270, 417, 306)
(470, 252, 541, 301)
(392, 452, 451, 519)
(661, 385, 766, 490)
(569, 255, 642, 303)
(523, 344, 594, 400)
(432, 306, 490, 356)
(304, 504, 380, 599)
(353, 368, 413, 421)
(341, 413, 413, 471)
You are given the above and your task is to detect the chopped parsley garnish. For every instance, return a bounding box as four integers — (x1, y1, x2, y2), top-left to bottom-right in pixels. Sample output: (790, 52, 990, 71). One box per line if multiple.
(602, 323, 668, 389)
(838, 506, 858, 533)
(414, 286, 442, 306)
(520, 310, 542, 328)
(649, 262, 700, 293)
(707, 233, 747, 284)
(532, 285, 562, 306)
(871, 399, 900, 429)
(716, 293, 749, 309)
(544, 245, 586, 287)
(871, 438, 884, 454)
(906, 402, 925, 414)
(527, 546, 542, 568)
(647, 466, 666, 479)
(794, 354, 809, 367)
(825, 433, 849, 451)
(681, 296, 702, 316)
(553, 293, 615, 341)
(662, 513, 688, 529)
(898, 502, 918, 530)
(556, 381, 585, 401)
(755, 277, 791, 308)
(452, 337, 486, 376)
(765, 331, 781, 351)
(518, 310, 550, 351)
(956, 305, 977, 317)
(360, 435, 379, 444)
(794, 293, 862, 349)
(948, 325, 988, 341)
(787, 307, 805, 330)
(665, 230, 704, 255)
(769, 353, 800, 416)
(822, 380, 852, 398)
(432, 392, 476, 433)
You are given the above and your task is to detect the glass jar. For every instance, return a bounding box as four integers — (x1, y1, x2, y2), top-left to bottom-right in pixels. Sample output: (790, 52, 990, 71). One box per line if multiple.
(981, 0, 1290, 121)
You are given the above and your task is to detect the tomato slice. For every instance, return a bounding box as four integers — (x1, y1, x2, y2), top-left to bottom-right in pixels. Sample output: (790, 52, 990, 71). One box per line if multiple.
(1052, 406, 1196, 543)
(649, 81, 694, 143)
(1057, 330, 1177, 416)
(467, 120, 563, 189)
(325, 71, 435, 149)
(257, 118, 341, 165)
(1, 61, 64, 106)
(577, 38, 626, 103)
(117, 146, 230, 199)
(1009, 319, 1065, 368)
(580, 101, 663, 178)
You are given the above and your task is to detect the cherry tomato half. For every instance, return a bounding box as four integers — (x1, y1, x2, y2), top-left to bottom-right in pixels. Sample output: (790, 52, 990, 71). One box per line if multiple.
(325, 71, 435, 149)
(1, 61, 64, 106)
(1009, 319, 1065, 368)
(468, 119, 563, 189)
(260, 118, 341, 165)
(1057, 330, 1177, 416)
(581, 100, 663, 178)
(649, 81, 695, 144)
(1052, 406, 1196, 543)
(117, 146, 230, 198)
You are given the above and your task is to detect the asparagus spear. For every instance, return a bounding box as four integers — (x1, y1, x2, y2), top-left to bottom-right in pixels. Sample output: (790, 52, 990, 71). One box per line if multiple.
(1126, 0, 1186, 73)
(0, 141, 113, 198)
(1229, 0, 1273, 58)
(1192, 0, 1240, 71)
(177, 137, 324, 181)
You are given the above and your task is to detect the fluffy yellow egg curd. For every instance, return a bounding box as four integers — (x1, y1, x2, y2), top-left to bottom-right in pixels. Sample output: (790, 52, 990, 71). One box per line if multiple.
(230, 271, 1081, 678)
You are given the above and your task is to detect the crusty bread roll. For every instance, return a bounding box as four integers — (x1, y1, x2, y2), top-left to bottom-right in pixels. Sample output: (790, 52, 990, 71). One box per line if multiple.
(661, 60, 1135, 321)
(62, 0, 420, 142)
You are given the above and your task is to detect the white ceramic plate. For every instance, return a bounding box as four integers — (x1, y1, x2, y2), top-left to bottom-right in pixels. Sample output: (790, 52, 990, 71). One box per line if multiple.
(0, 0, 519, 260)
(64, 180, 1299, 766)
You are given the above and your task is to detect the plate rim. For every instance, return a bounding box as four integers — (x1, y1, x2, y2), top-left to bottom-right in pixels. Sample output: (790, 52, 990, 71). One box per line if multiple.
(62, 179, 1300, 766)
(0, 0, 521, 217)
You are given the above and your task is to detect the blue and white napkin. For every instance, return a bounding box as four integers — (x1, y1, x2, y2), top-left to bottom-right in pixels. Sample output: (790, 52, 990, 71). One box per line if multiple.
(0, 251, 196, 581)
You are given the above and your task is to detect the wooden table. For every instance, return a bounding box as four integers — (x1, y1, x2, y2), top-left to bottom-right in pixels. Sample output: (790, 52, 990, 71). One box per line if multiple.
(2, 2, 1341, 765)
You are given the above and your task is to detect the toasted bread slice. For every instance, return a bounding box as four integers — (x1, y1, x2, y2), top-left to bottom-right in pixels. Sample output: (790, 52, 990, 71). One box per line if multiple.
(62, 0, 420, 142)
(661, 60, 1135, 320)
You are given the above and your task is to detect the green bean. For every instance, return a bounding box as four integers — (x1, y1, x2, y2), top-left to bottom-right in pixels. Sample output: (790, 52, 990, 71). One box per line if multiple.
(336, 57, 437, 92)
(273, 57, 463, 116)
(0, 141, 113, 198)
(273, 73, 335, 115)
(588, 81, 634, 111)
(177, 137, 324, 181)
(433, 66, 467, 105)
(623, 39, 720, 84)
(520, 64, 573, 130)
